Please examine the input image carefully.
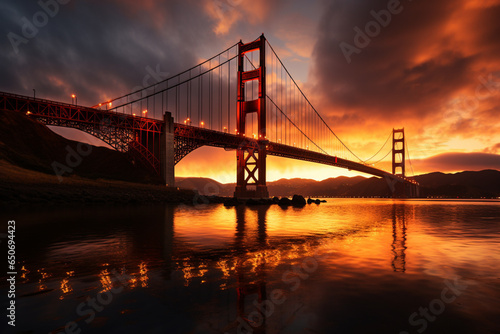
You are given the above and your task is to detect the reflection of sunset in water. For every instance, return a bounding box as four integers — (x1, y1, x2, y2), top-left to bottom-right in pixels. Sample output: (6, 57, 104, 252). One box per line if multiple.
(99, 267, 113, 293)
(59, 271, 75, 300)
(20, 265, 29, 281)
(37, 268, 50, 291)
(15, 201, 500, 288)
(7, 200, 500, 333)
(59, 278, 72, 299)
(129, 261, 149, 288)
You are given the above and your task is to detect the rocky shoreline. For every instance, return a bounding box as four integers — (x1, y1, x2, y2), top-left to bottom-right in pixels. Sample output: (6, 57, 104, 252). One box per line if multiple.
(222, 194, 327, 207)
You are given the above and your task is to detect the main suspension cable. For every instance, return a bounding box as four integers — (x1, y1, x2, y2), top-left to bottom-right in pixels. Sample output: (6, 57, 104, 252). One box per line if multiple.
(265, 39, 364, 162)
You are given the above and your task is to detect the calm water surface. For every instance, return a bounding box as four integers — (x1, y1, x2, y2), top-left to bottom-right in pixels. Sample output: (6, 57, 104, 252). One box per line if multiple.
(1, 199, 500, 334)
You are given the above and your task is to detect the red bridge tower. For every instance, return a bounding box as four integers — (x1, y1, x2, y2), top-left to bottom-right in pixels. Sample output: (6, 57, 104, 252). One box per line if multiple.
(234, 35, 269, 199)
(392, 128, 405, 177)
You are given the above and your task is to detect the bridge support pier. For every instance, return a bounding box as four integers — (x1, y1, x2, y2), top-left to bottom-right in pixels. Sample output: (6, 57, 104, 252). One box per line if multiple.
(161, 111, 175, 187)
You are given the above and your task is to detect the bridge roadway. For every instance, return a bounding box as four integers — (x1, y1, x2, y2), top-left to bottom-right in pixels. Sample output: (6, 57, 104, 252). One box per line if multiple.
(175, 124, 400, 179)
(0, 91, 414, 184)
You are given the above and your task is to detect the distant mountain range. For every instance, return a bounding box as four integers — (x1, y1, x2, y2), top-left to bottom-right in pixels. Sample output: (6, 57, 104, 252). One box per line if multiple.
(176, 170, 500, 198)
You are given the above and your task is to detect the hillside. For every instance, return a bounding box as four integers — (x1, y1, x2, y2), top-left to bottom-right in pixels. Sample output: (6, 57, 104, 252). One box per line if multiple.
(415, 170, 500, 198)
(0, 110, 195, 206)
(0, 110, 162, 184)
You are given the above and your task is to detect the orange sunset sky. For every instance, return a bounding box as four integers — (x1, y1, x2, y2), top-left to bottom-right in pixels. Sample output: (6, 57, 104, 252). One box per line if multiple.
(1, 0, 500, 182)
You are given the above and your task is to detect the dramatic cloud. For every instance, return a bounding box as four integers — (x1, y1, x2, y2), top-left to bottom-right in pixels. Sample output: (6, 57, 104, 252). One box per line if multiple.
(311, 0, 500, 162)
(0, 0, 221, 105)
(483, 143, 500, 154)
(412, 152, 500, 174)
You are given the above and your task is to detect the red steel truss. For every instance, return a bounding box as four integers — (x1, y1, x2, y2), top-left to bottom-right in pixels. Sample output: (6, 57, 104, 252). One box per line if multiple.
(0, 91, 163, 172)
(128, 140, 161, 174)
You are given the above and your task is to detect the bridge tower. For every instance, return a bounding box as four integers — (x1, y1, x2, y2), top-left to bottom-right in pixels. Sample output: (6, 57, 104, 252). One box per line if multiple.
(234, 35, 269, 199)
(392, 128, 405, 177)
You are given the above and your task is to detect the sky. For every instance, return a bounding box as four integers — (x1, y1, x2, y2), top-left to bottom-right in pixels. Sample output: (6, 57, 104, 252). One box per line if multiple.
(1, 0, 500, 182)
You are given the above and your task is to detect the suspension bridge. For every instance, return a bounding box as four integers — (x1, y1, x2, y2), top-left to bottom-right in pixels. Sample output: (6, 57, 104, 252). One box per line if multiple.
(0, 34, 419, 198)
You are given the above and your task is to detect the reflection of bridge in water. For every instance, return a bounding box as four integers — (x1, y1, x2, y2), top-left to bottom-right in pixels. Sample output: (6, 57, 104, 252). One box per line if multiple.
(15, 203, 410, 333)
(162, 204, 410, 333)
(392, 204, 408, 273)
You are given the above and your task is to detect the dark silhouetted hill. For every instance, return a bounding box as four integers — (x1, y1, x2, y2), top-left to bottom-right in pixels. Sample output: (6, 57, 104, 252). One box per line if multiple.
(0, 110, 161, 184)
(175, 177, 229, 195)
(176, 171, 500, 198)
(0, 110, 198, 206)
(415, 170, 500, 198)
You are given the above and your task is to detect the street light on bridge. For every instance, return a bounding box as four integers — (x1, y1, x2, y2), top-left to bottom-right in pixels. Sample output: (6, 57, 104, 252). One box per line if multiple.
(142, 109, 148, 117)
(71, 94, 77, 105)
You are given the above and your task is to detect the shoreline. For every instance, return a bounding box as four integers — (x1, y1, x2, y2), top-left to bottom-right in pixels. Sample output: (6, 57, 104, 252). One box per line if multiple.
(0, 159, 202, 207)
(0, 179, 201, 207)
